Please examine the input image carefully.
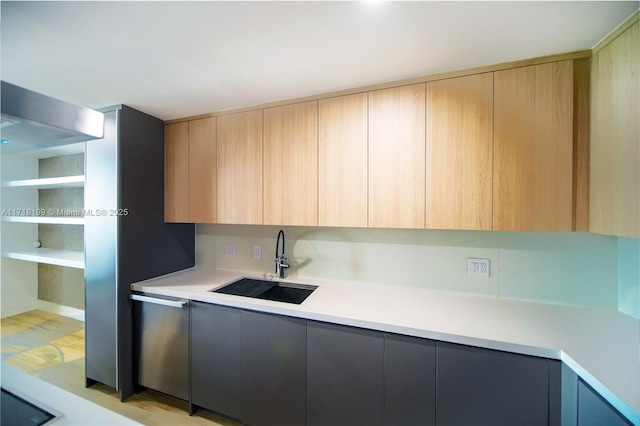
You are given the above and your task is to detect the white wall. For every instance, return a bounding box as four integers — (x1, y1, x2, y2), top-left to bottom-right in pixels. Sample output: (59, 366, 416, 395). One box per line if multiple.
(197, 224, 623, 311)
(1, 154, 39, 317)
(618, 237, 640, 319)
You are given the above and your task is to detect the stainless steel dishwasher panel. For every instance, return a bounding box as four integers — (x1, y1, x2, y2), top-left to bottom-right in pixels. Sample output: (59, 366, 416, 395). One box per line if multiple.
(132, 294, 189, 401)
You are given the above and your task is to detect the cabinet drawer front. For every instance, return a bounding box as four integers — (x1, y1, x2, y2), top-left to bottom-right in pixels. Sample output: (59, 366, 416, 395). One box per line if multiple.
(384, 333, 436, 426)
(190, 302, 242, 419)
(307, 321, 384, 426)
(436, 342, 550, 426)
(241, 310, 307, 426)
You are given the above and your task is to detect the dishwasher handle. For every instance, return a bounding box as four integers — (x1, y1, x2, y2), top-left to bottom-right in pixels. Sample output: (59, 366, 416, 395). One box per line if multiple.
(130, 294, 188, 308)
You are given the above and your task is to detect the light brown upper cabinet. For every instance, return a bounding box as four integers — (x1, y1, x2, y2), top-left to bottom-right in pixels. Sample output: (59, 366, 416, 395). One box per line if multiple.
(590, 17, 639, 238)
(318, 93, 368, 227)
(189, 117, 217, 223)
(164, 118, 216, 223)
(165, 122, 190, 222)
(494, 61, 574, 232)
(426, 74, 493, 230)
(369, 84, 426, 229)
(263, 101, 318, 226)
(217, 110, 263, 225)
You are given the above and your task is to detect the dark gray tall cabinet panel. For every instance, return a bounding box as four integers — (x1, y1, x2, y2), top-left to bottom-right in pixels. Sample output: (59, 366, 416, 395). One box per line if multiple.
(384, 333, 436, 426)
(190, 301, 242, 420)
(241, 310, 307, 426)
(577, 380, 631, 426)
(436, 342, 550, 426)
(307, 321, 384, 426)
(548, 361, 578, 426)
(85, 105, 195, 400)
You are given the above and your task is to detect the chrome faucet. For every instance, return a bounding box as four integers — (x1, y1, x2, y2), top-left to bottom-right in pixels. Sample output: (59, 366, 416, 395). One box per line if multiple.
(275, 229, 289, 279)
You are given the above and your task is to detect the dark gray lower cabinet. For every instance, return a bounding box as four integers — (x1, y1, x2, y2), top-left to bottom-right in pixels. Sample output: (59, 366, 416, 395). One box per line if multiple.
(577, 380, 631, 426)
(436, 342, 550, 426)
(190, 303, 631, 426)
(191, 303, 306, 426)
(384, 333, 436, 426)
(307, 321, 384, 426)
(241, 310, 307, 426)
(190, 301, 242, 420)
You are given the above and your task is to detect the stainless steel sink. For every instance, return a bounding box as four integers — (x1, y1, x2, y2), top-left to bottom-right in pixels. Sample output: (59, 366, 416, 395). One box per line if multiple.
(211, 278, 317, 304)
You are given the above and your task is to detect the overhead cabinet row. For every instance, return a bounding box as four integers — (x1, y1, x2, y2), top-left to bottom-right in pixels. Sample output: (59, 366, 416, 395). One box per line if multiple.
(165, 58, 588, 232)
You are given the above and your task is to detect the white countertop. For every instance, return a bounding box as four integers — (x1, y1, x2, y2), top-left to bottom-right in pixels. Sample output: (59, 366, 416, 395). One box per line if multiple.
(132, 267, 640, 425)
(1, 365, 141, 426)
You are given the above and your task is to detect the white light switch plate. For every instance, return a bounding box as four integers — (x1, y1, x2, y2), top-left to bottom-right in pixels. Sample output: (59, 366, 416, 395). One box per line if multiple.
(225, 245, 236, 257)
(468, 258, 490, 277)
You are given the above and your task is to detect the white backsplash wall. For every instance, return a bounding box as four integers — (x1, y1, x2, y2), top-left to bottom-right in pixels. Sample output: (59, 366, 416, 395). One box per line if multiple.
(618, 237, 640, 319)
(196, 224, 622, 311)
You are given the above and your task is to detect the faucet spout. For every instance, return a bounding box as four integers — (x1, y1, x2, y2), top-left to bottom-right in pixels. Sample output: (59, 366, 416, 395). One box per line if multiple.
(275, 229, 289, 278)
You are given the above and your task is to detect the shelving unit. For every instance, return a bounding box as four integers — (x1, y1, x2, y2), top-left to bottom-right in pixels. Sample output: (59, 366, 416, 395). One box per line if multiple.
(1, 248, 84, 269)
(2, 216, 85, 225)
(1, 142, 87, 316)
(2, 175, 84, 189)
(2, 179, 85, 268)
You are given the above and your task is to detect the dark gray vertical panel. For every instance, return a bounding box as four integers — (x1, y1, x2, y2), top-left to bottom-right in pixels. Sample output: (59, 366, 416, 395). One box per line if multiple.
(307, 321, 384, 426)
(436, 342, 549, 426)
(117, 106, 195, 399)
(241, 310, 306, 426)
(561, 363, 578, 426)
(577, 380, 631, 426)
(191, 302, 242, 420)
(85, 110, 118, 389)
(384, 333, 436, 426)
(549, 360, 562, 426)
(118, 105, 195, 284)
(85, 105, 195, 401)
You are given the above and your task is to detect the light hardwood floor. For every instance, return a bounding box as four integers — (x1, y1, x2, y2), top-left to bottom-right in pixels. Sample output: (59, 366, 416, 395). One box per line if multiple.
(1, 310, 241, 426)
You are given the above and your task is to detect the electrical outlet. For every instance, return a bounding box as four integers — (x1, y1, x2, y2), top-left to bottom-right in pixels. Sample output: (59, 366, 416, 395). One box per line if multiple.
(468, 258, 490, 277)
(253, 245, 262, 260)
(225, 245, 236, 257)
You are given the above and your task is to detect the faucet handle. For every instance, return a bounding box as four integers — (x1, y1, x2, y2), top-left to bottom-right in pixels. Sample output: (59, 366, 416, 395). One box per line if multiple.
(276, 255, 289, 278)
(276, 255, 289, 267)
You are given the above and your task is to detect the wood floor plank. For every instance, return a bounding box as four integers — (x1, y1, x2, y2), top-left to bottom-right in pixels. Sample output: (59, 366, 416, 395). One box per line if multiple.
(2, 310, 241, 426)
(1, 310, 58, 338)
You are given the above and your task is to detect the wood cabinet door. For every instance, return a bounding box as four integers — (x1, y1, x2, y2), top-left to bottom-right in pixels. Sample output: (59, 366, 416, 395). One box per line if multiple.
(590, 20, 639, 238)
(217, 110, 263, 224)
(494, 61, 574, 231)
(188, 117, 216, 223)
(263, 101, 318, 226)
(369, 84, 426, 229)
(164, 122, 190, 222)
(426, 73, 493, 230)
(318, 93, 368, 227)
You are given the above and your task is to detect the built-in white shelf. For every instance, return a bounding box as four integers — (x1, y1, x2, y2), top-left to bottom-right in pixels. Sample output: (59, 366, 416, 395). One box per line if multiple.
(2, 216, 84, 225)
(2, 175, 84, 189)
(2, 248, 84, 269)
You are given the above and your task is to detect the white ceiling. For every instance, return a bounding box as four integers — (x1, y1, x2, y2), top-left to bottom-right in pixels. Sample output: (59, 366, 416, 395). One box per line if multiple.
(2, 1, 638, 121)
